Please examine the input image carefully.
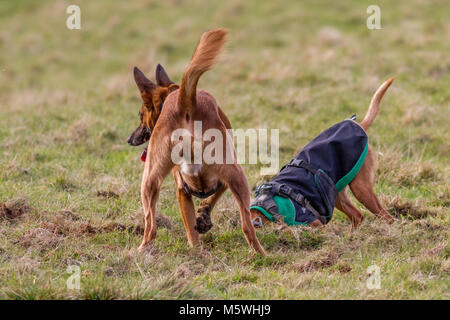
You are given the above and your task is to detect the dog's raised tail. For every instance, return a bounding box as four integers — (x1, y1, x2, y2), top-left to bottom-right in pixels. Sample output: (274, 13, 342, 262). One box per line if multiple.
(178, 28, 227, 114)
(360, 77, 394, 131)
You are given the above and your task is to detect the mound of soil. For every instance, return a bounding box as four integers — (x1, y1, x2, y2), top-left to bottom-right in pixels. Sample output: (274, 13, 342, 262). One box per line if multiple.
(41, 219, 143, 236)
(17, 227, 64, 250)
(95, 190, 119, 199)
(101, 222, 144, 235)
(386, 197, 434, 220)
(0, 199, 30, 221)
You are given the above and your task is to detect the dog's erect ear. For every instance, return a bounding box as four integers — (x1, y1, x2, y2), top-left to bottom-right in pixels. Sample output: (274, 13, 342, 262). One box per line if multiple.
(133, 66, 156, 93)
(155, 64, 174, 87)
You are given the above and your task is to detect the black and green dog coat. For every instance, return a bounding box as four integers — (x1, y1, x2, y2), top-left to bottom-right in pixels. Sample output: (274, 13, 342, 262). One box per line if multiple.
(250, 119, 368, 226)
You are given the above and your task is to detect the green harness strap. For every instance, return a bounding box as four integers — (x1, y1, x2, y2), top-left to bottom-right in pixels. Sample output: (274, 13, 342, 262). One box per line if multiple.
(250, 195, 308, 226)
(335, 139, 369, 192)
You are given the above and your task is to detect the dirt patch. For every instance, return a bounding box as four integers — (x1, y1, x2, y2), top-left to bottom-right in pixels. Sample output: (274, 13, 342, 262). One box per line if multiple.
(40, 219, 143, 236)
(292, 251, 341, 273)
(12, 207, 165, 251)
(101, 222, 144, 235)
(0, 199, 30, 221)
(96, 190, 119, 199)
(412, 219, 444, 232)
(17, 227, 64, 250)
(58, 210, 80, 221)
(384, 196, 435, 220)
(76, 222, 100, 234)
(39, 210, 144, 237)
(336, 263, 352, 274)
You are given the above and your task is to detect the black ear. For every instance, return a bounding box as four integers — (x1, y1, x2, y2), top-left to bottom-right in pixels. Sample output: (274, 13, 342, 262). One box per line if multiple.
(134, 67, 156, 93)
(155, 64, 174, 87)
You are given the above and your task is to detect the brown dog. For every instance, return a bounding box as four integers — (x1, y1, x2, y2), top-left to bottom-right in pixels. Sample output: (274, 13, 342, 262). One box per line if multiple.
(128, 29, 266, 255)
(250, 78, 396, 230)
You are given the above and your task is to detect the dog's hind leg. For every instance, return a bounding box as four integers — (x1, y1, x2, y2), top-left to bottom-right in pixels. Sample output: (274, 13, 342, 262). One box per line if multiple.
(335, 188, 364, 230)
(224, 165, 267, 255)
(177, 187, 200, 247)
(195, 185, 227, 234)
(194, 106, 232, 234)
(349, 147, 395, 224)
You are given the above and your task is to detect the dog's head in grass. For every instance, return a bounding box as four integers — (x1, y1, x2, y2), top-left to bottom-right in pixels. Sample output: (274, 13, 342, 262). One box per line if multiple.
(127, 65, 178, 146)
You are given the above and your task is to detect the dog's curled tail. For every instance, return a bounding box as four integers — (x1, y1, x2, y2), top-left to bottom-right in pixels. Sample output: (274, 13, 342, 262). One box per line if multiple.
(178, 28, 228, 114)
(360, 77, 394, 131)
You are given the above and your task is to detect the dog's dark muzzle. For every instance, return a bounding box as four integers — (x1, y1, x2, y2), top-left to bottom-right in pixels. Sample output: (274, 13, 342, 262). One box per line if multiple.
(127, 126, 152, 146)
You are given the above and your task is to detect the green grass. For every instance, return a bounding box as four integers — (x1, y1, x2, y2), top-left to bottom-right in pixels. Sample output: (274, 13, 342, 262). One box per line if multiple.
(0, 0, 449, 299)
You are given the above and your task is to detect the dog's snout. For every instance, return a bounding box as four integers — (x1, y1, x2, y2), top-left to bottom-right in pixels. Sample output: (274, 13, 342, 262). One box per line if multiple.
(127, 136, 133, 145)
(127, 126, 150, 146)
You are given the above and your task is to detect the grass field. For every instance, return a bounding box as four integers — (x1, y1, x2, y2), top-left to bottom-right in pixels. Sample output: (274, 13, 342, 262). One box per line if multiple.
(0, 0, 449, 299)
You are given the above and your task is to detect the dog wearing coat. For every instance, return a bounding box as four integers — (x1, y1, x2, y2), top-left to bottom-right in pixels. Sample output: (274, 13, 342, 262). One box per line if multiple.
(250, 79, 396, 230)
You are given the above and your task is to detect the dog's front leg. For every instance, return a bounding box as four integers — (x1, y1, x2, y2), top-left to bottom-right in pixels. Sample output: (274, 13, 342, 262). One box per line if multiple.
(176, 188, 200, 247)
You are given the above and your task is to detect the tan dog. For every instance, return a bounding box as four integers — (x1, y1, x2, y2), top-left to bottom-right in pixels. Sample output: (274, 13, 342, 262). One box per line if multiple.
(128, 29, 266, 255)
(250, 78, 396, 230)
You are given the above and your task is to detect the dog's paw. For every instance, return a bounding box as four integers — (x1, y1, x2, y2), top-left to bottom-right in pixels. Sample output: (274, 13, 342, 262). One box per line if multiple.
(195, 205, 213, 234)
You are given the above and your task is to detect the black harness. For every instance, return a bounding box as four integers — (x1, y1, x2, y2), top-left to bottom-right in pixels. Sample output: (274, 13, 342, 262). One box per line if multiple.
(180, 176, 223, 199)
(280, 158, 318, 174)
(252, 158, 328, 225)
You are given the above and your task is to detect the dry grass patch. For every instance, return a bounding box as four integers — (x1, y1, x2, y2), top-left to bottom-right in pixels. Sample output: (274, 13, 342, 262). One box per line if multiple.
(424, 244, 447, 257)
(15, 255, 42, 274)
(376, 149, 438, 187)
(291, 249, 342, 273)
